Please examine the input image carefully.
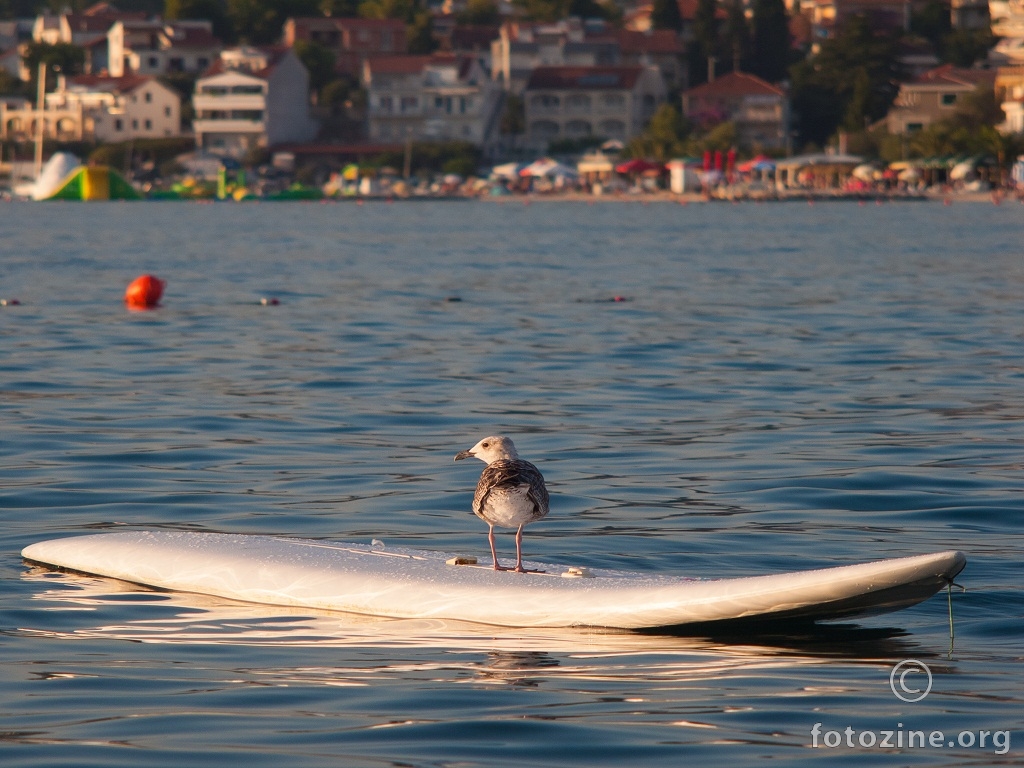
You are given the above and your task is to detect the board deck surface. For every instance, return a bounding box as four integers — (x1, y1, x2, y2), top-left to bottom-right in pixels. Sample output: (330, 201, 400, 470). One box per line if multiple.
(22, 531, 966, 629)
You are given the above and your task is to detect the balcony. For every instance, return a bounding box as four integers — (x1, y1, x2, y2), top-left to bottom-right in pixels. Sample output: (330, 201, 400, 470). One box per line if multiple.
(193, 94, 266, 112)
(192, 118, 264, 135)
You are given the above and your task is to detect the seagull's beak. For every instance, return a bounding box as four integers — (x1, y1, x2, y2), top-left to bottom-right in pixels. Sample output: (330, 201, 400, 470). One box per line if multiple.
(454, 449, 474, 462)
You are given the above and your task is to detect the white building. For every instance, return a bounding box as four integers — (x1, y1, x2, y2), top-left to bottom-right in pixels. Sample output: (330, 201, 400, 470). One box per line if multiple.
(523, 65, 666, 150)
(192, 47, 318, 158)
(108, 19, 220, 78)
(0, 74, 181, 142)
(363, 53, 503, 148)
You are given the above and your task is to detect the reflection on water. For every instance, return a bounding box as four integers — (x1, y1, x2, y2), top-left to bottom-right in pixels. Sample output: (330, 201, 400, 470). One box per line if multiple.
(20, 568, 931, 666)
(3, 201, 1023, 767)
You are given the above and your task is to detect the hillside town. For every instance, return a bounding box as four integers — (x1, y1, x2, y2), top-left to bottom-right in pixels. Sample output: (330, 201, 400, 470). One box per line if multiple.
(1, 0, 1023, 199)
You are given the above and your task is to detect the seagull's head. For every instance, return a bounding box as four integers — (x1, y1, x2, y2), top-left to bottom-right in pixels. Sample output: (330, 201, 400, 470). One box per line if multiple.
(454, 435, 520, 464)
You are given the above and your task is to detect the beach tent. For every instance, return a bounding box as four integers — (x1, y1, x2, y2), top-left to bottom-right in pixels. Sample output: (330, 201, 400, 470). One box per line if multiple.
(520, 157, 577, 178)
(491, 162, 524, 180)
(615, 158, 662, 175)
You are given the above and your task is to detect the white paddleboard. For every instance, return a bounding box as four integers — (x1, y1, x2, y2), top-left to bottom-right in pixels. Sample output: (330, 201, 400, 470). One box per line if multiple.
(22, 532, 965, 630)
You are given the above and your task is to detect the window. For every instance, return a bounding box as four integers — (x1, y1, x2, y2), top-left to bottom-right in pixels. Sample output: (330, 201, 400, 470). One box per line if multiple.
(530, 94, 560, 109)
(907, 122, 923, 132)
(132, 119, 138, 129)
(147, 56, 158, 68)
(164, 106, 171, 116)
(400, 95, 417, 112)
(144, 91, 152, 103)
(115, 118, 123, 130)
(567, 94, 591, 112)
(145, 119, 151, 129)
(379, 95, 393, 113)
(941, 93, 957, 106)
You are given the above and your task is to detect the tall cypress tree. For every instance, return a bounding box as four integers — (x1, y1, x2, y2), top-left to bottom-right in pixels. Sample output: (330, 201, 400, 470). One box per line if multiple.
(724, 0, 749, 74)
(690, 0, 719, 85)
(651, 0, 683, 32)
(750, 0, 790, 82)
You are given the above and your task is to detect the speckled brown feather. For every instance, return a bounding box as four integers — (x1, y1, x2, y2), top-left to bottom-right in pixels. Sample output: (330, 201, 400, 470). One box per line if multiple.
(472, 459, 549, 524)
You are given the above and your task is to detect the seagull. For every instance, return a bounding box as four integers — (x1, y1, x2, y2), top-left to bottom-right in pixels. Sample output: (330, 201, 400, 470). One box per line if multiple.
(454, 435, 549, 572)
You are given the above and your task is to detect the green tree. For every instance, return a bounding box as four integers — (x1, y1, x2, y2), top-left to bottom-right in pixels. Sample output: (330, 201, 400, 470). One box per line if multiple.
(321, 0, 360, 13)
(456, 0, 500, 24)
(406, 10, 436, 53)
(627, 103, 690, 160)
(22, 42, 86, 87)
(227, 0, 319, 44)
(650, 0, 682, 32)
(568, 0, 614, 21)
(294, 39, 336, 93)
(750, 0, 789, 82)
(511, 0, 567, 23)
(940, 29, 996, 67)
(789, 15, 901, 148)
(910, 0, 950, 46)
(724, 0, 749, 74)
(686, 120, 736, 154)
(690, 0, 720, 85)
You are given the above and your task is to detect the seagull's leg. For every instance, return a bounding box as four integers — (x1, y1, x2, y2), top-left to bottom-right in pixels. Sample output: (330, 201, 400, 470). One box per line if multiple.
(488, 524, 506, 571)
(514, 524, 525, 573)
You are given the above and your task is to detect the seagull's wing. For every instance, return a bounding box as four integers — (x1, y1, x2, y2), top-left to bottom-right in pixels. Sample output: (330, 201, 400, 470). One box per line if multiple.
(474, 459, 549, 519)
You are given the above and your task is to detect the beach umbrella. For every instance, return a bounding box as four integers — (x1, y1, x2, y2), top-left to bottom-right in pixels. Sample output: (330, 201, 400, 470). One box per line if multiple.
(737, 154, 773, 173)
(614, 158, 662, 174)
(520, 158, 577, 178)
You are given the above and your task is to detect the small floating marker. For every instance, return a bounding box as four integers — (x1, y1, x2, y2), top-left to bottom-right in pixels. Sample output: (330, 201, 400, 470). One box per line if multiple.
(944, 198, 952, 206)
(679, 199, 687, 206)
(356, 199, 364, 206)
(124, 274, 165, 310)
(260, 297, 280, 306)
(1, 298, 21, 306)
(561, 566, 594, 579)
(858, 199, 865, 206)
(612, 295, 627, 302)
(446, 556, 478, 566)
(445, 296, 462, 302)
(371, 539, 385, 549)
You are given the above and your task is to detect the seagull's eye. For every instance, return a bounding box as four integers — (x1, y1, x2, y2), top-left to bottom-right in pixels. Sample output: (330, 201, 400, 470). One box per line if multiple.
(481, 442, 490, 448)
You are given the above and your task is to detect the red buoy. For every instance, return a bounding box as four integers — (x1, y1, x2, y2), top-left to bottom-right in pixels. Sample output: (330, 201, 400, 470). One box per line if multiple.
(125, 274, 165, 310)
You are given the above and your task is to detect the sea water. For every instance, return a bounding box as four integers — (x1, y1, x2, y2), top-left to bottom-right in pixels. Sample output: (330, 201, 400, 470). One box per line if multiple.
(1, 198, 1021, 766)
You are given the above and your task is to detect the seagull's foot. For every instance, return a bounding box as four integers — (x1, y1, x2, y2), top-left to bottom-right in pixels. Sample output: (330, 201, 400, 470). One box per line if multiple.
(513, 565, 545, 574)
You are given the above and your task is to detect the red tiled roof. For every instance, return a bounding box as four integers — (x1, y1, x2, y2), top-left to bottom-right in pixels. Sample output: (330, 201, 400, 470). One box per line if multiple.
(165, 25, 221, 49)
(526, 65, 645, 90)
(685, 71, 785, 98)
(68, 73, 152, 93)
(910, 63, 995, 87)
(365, 55, 432, 74)
(614, 29, 681, 55)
